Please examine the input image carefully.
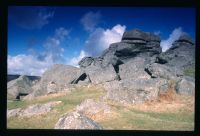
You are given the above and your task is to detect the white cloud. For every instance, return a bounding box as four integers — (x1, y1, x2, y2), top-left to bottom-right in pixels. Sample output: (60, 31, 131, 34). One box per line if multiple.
(8, 27, 69, 76)
(8, 54, 52, 76)
(84, 24, 126, 56)
(80, 11, 102, 32)
(68, 50, 89, 67)
(160, 27, 185, 52)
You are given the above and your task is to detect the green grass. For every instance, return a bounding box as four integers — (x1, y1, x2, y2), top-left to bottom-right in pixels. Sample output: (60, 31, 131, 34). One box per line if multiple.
(7, 85, 105, 129)
(99, 104, 194, 130)
(7, 85, 194, 130)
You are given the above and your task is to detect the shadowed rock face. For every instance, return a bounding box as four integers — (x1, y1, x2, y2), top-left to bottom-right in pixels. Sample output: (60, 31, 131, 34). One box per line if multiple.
(156, 34, 195, 72)
(54, 112, 103, 129)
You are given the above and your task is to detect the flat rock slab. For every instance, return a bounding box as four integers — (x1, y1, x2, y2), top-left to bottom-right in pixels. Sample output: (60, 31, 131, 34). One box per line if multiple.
(54, 112, 103, 129)
(7, 101, 62, 118)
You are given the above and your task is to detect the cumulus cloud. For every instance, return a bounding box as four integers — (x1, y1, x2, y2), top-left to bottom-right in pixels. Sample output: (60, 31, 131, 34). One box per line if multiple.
(8, 54, 51, 76)
(80, 11, 102, 32)
(9, 6, 54, 29)
(160, 27, 185, 52)
(8, 27, 69, 76)
(84, 24, 126, 56)
(68, 50, 89, 67)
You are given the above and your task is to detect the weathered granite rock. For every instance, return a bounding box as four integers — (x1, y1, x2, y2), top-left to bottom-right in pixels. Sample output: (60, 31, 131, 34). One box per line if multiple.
(84, 64, 119, 84)
(31, 64, 80, 96)
(54, 112, 103, 129)
(176, 76, 195, 96)
(78, 57, 94, 68)
(76, 99, 111, 116)
(119, 57, 151, 79)
(176, 34, 194, 45)
(7, 101, 62, 118)
(145, 63, 183, 80)
(47, 81, 57, 94)
(103, 78, 168, 104)
(7, 75, 33, 99)
(156, 34, 195, 74)
(122, 29, 161, 43)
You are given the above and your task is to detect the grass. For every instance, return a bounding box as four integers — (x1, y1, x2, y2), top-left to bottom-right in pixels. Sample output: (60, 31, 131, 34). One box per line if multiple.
(7, 85, 194, 130)
(99, 100, 194, 130)
(7, 85, 105, 129)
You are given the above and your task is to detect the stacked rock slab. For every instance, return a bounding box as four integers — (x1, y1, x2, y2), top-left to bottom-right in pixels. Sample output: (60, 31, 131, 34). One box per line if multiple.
(76, 29, 162, 85)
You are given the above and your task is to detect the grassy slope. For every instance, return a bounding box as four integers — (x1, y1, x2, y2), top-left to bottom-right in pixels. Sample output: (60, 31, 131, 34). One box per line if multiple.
(7, 86, 194, 130)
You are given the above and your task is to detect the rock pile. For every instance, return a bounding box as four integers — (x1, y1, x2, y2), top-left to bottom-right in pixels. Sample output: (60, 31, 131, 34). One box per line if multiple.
(9, 29, 195, 104)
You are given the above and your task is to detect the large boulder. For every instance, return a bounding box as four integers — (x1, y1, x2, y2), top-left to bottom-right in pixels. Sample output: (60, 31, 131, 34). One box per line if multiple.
(103, 78, 168, 104)
(122, 29, 161, 43)
(7, 75, 33, 99)
(98, 29, 161, 69)
(145, 63, 183, 80)
(156, 34, 195, 74)
(54, 112, 103, 129)
(119, 57, 151, 80)
(30, 64, 80, 96)
(176, 76, 195, 96)
(84, 64, 119, 84)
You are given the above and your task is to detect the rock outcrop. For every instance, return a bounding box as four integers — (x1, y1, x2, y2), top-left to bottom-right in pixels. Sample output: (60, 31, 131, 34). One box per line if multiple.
(156, 34, 195, 73)
(103, 78, 168, 104)
(7, 75, 33, 100)
(10, 29, 195, 103)
(54, 112, 102, 129)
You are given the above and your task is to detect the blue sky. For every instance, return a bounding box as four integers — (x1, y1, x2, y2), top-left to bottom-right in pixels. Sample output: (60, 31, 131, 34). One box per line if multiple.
(8, 6, 196, 76)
